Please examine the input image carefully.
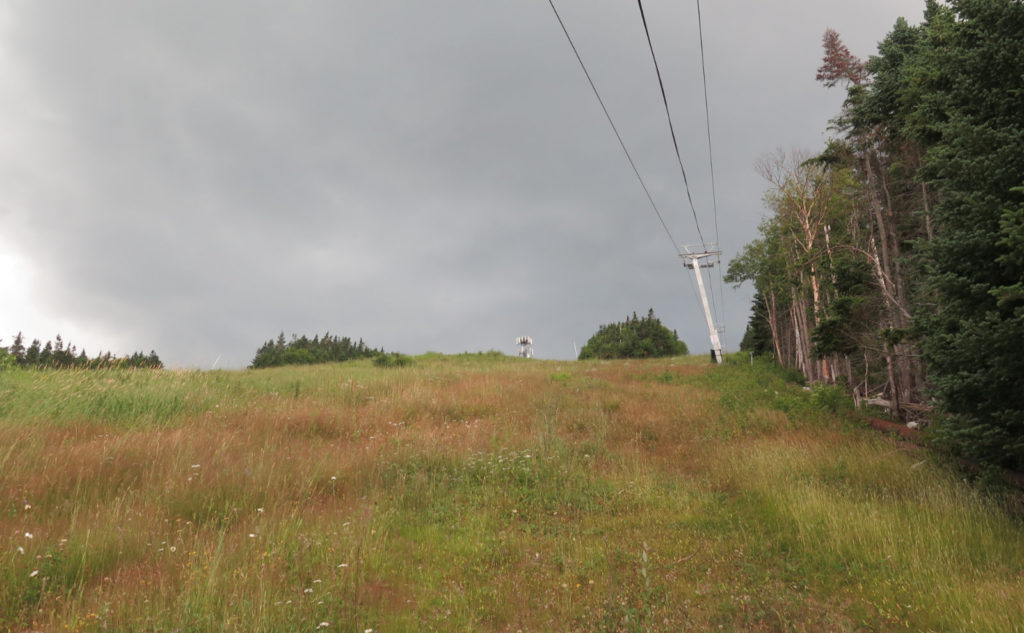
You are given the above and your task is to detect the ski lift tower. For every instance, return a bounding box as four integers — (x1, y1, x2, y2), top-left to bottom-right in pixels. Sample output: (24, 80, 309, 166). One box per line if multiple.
(680, 244, 724, 364)
(516, 336, 534, 359)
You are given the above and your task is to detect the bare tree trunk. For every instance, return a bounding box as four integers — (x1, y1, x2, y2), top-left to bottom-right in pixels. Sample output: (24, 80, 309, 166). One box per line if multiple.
(766, 287, 784, 364)
(862, 154, 895, 290)
(881, 341, 902, 418)
(868, 146, 917, 412)
(789, 292, 817, 383)
(916, 145, 935, 241)
(790, 301, 802, 375)
(801, 301, 818, 383)
(862, 349, 870, 406)
(805, 264, 831, 382)
(790, 294, 809, 379)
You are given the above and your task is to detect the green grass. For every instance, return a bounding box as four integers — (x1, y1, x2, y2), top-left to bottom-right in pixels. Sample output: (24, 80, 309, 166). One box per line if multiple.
(1, 354, 1022, 632)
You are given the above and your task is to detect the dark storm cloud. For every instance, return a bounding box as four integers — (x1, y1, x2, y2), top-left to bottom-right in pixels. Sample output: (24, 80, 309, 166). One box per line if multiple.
(0, 0, 925, 367)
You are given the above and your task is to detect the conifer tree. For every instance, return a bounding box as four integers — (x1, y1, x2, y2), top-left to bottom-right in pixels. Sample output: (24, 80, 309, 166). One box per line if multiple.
(10, 332, 25, 365)
(25, 339, 41, 366)
(908, 0, 1024, 468)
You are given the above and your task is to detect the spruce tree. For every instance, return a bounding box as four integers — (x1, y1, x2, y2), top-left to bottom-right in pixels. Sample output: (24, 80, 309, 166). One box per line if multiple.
(10, 332, 26, 365)
(911, 0, 1024, 468)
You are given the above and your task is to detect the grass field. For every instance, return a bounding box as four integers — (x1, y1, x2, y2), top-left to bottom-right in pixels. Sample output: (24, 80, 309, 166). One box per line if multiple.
(2, 354, 1022, 632)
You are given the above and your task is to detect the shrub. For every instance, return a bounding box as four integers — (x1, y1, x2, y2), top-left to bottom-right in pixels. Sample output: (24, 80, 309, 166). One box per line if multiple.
(0, 348, 15, 371)
(812, 384, 853, 414)
(374, 353, 412, 368)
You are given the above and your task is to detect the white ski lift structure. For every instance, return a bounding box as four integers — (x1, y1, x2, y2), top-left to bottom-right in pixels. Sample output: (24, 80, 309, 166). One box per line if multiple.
(516, 336, 534, 359)
(680, 243, 723, 364)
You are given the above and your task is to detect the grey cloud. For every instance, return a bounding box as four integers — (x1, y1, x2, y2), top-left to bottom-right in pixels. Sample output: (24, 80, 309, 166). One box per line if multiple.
(0, 0, 926, 367)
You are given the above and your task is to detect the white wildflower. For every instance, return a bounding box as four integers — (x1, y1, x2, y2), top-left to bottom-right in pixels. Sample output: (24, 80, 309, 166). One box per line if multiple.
(29, 569, 39, 577)
(24, 532, 33, 539)
(317, 623, 330, 629)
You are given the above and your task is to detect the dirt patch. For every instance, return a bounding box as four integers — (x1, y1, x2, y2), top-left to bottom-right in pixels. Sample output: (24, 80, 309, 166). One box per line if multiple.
(867, 417, 921, 442)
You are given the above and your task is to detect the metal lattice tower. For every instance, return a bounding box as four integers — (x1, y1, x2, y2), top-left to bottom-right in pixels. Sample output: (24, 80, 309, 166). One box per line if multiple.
(516, 336, 534, 359)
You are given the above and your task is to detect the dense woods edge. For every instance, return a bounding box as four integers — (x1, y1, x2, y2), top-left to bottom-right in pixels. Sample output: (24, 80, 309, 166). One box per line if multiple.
(728, 0, 1024, 470)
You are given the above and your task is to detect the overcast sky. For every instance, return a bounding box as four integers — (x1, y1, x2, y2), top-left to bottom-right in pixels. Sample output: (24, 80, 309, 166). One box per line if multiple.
(0, 0, 926, 368)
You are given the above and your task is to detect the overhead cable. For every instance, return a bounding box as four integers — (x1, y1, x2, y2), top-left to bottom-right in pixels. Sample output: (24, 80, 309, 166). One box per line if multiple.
(546, 0, 681, 255)
(695, 0, 720, 254)
(696, 0, 728, 345)
(635, 0, 705, 246)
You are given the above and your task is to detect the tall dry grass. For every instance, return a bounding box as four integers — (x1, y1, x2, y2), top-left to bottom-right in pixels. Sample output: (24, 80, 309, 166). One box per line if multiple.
(1, 354, 1022, 632)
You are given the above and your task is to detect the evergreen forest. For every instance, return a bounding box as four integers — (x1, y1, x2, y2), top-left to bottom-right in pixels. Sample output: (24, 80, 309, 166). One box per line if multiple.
(249, 332, 379, 368)
(578, 309, 688, 360)
(727, 0, 1024, 469)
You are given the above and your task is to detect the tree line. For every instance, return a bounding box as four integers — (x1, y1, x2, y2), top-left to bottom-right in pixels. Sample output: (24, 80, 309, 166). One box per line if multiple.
(727, 0, 1024, 469)
(250, 332, 380, 368)
(0, 333, 163, 369)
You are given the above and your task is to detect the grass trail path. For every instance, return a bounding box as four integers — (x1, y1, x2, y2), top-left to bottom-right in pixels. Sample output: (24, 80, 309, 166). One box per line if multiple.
(2, 354, 1022, 632)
